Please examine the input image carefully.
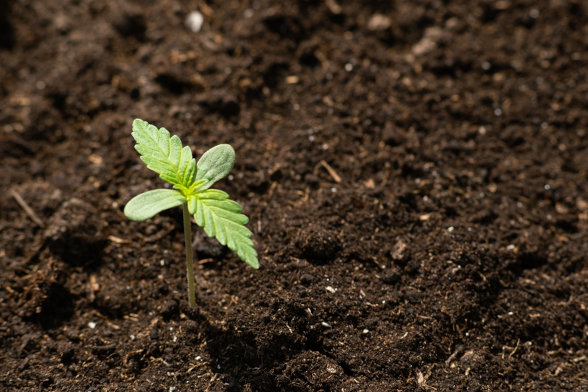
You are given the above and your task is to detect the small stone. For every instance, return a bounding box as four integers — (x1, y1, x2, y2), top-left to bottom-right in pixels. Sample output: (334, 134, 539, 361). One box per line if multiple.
(391, 240, 407, 261)
(367, 14, 392, 31)
(186, 11, 204, 32)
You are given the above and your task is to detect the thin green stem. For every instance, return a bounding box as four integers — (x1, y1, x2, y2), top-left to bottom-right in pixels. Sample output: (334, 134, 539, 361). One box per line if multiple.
(183, 202, 196, 308)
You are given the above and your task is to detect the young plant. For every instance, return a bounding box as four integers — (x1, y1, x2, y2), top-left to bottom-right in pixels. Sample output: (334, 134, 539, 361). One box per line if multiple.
(124, 119, 258, 307)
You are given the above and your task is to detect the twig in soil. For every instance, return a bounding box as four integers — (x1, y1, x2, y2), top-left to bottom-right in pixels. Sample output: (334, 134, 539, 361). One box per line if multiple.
(107, 235, 128, 244)
(10, 188, 44, 227)
(140, 227, 174, 243)
(10, 188, 48, 264)
(508, 339, 520, 359)
(23, 241, 45, 265)
(319, 160, 342, 183)
(445, 346, 464, 366)
(416, 370, 436, 390)
(325, 0, 342, 14)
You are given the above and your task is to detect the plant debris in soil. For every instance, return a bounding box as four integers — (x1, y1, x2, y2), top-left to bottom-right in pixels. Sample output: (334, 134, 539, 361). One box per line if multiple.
(1, 0, 587, 391)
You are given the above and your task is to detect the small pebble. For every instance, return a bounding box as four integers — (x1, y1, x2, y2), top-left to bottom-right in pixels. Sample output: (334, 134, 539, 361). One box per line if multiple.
(186, 11, 203, 32)
(367, 14, 392, 31)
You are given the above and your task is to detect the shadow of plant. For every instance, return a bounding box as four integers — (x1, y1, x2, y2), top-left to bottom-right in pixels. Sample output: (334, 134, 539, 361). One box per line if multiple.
(188, 298, 327, 391)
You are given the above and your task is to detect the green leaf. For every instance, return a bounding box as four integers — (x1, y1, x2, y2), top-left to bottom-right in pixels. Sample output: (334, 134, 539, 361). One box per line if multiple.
(195, 144, 235, 190)
(193, 189, 258, 268)
(131, 119, 196, 188)
(124, 189, 186, 221)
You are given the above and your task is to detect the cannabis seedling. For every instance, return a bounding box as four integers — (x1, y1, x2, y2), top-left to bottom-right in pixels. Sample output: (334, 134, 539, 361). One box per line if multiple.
(124, 119, 258, 307)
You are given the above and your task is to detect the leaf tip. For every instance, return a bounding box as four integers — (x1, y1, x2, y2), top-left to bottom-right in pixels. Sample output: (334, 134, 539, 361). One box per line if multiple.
(132, 118, 147, 130)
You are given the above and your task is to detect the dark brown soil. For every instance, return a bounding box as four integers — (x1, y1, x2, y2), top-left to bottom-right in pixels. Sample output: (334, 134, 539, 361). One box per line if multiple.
(1, 0, 587, 391)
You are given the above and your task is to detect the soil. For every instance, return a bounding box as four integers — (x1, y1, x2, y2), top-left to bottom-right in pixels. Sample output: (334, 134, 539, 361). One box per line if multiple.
(1, 0, 587, 391)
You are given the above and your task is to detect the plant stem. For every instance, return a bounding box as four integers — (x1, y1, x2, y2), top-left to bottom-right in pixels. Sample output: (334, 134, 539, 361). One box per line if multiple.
(183, 202, 196, 308)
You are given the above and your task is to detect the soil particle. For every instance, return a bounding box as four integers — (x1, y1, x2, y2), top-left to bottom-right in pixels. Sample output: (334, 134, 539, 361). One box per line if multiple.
(277, 351, 344, 391)
(295, 227, 342, 265)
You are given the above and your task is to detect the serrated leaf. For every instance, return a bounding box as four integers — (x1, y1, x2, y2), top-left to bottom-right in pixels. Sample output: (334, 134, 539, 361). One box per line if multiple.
(195, 144, 235, 190)
(132, 119, 196, 188)
(193, 189, 258, 268)
(124, 189, 186, 221)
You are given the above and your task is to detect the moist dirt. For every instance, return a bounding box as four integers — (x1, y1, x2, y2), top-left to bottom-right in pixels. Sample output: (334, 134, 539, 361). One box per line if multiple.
(1, 1, 587, 391)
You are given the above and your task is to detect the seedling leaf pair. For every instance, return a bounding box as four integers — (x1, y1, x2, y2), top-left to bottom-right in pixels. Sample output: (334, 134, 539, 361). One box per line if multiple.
(124, 119, 258, 307)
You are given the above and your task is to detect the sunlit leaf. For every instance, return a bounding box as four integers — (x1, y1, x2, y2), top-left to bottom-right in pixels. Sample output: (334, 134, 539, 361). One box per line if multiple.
(193, 190, 258, 269)
(124, 189, 186, 221)
(131, 119, 196, 188)
(195, 144, 235, 190)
